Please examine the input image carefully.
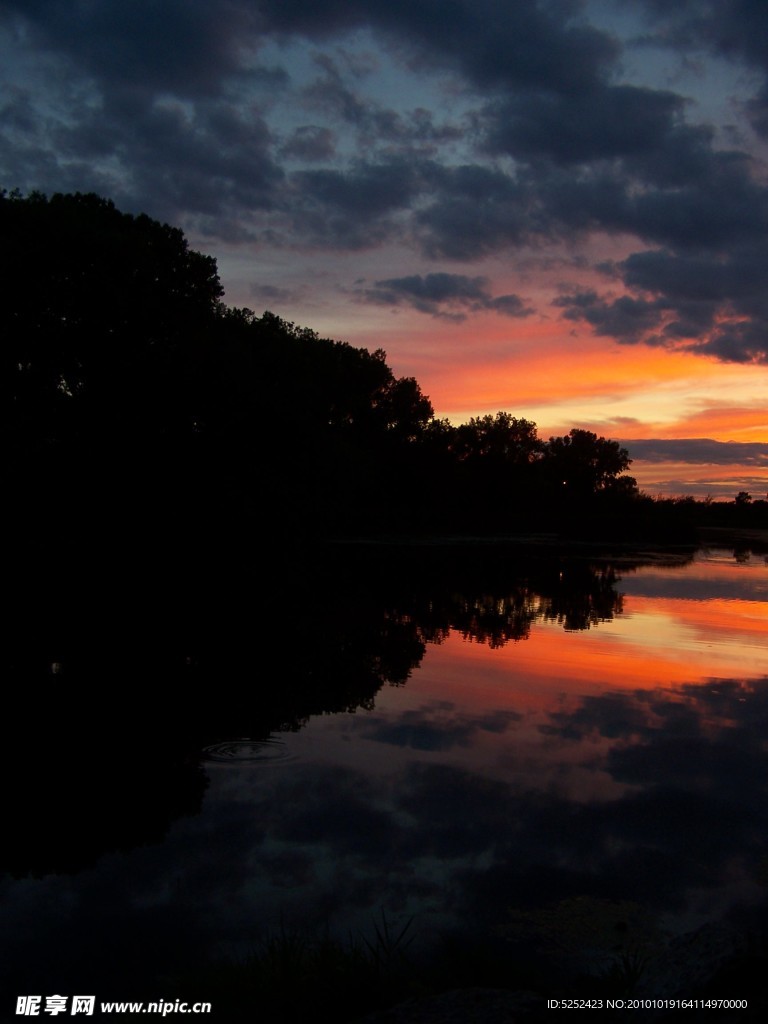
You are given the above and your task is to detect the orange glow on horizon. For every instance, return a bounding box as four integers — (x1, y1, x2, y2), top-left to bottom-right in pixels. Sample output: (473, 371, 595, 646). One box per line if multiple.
(321, 295, 767, 497)
(376, 317, 765, 440)
(660, 404, 768, 442)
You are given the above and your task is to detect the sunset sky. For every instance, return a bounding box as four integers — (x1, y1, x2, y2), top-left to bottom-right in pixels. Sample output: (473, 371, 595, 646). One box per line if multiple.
(1, 0, 766, 496)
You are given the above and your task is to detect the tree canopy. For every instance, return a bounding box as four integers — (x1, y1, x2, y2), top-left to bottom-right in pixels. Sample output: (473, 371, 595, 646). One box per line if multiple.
(543, 429, 635, 497)
(453, 412, 543, 466)
(4, 189, 648, 555)
(5, 189, 223, 427)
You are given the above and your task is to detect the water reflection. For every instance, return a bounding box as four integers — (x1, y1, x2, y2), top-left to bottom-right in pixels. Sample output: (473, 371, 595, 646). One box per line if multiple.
(2, 545, 766, 1006)
(202, 737, 295, 764)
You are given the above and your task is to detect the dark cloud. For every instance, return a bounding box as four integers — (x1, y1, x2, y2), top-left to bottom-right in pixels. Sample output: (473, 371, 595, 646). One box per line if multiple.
(280, 124, 337, 161)
(412, 146, 768, 360)
(397, 761, 517, 859)
(413, 164, 535, 260)
(302, 53, 372, 127)
(303, 57, 464, 152)
(554, 229, 768, 363)
(554, 290, 671, 344)
(5, 673, 768, 996)
(540, 692, 658, 742)
(257, 763, 402, 857)
(638, 475, 768, 499)
(253, 0, 618, 95)
(485, 84, 686, 165)
(3, 0, 615, 106)
(122, 100, 283, 220)
(624, 438, 768, 466)
(397, 679, 768, 922)
(617, 567, 768, 602)
(250, 282, 298, 303)
(286, 157, 434, 249)
(632, 0, 768, 139)
(360, 272, 533, 322)
(532, 679, 768, 885)
(627, 154, 767, 251)
(0, 75, 284, 234)
(543, 681, 768, 795)
(3, 0, 768, 363)
(539, 142, 767, 250)
(607, 717, 768, 805)
(362, 714, 475, 751)
(360, 704, 520, 749)
(0, 0, 262, 99)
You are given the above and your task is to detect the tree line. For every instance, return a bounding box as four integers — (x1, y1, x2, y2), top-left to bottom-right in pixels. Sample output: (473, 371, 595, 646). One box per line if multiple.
(4, 189, 758, 562)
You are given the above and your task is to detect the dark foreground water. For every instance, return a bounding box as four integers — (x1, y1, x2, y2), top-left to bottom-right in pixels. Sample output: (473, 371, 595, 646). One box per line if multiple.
(3, 544, 766, 1019)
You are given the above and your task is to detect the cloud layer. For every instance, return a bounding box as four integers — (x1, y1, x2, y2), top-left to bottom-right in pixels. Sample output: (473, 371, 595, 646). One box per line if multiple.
(2, 1, 768, 365)
(359, 272, 533, 322)
(625, 438, 768, 466)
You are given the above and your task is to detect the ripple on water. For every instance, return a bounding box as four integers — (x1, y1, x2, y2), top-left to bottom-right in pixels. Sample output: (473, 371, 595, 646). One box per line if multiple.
(202, 737, 295, 765)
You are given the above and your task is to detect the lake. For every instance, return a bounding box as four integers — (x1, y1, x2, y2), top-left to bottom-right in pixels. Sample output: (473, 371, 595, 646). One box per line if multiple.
(3, 542, 767, 1016)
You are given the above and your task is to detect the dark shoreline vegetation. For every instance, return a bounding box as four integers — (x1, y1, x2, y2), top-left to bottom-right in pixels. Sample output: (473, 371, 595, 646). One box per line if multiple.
(5, 190, 767, 1020)
(5, 188, 766, 580)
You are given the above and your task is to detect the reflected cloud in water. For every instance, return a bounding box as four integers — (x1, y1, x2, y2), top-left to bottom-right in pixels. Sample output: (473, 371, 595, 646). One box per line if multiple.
(2, 546, 766, 1000)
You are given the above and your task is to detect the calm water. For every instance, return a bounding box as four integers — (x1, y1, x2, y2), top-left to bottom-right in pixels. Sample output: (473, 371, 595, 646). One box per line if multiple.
(3, 545, 767, 1008)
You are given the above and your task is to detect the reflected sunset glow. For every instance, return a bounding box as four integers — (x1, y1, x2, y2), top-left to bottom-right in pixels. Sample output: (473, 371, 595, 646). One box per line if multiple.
(381, 551, 768, 715)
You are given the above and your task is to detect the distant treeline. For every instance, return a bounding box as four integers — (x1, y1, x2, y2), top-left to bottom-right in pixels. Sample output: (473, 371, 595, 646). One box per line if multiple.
(4, 189, 764, 563)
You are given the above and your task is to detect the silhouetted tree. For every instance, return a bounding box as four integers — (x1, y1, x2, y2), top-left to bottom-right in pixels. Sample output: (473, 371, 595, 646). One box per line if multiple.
(543, 429, 636, 499)
(4, 189, 223, 447)
(207, 309, 435, 532)
(5, 188, 661, 549)
(453, 413, 542, 467)
(4, 189, 230, 566)
(434, 413, 544, 531)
